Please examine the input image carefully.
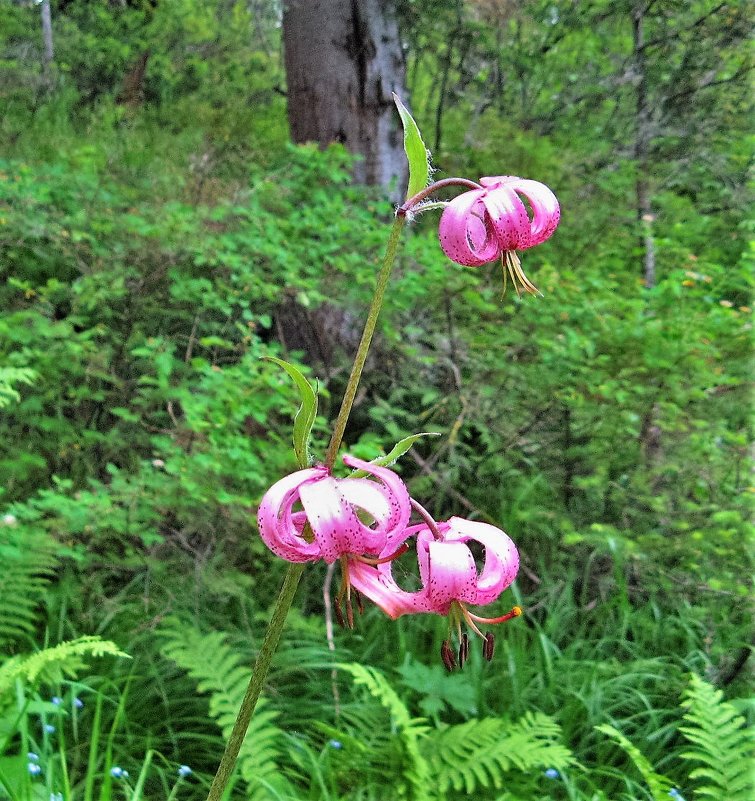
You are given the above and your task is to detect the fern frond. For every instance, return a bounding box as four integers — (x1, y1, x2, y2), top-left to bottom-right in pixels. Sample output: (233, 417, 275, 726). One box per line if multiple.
(0, 527, 58, 647)
(595, 723, 673, 800)
(679, 673, 754, 801)
(0, 636, 128, 697)
(338, 662, 431, 801)
(0, 366, 36, 409)
(160, 621, 291, 801)
(425, 711, 576, 795)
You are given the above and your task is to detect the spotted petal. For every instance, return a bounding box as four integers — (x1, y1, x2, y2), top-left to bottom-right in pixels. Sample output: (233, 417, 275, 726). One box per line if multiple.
(438, 189, 500, 266)
(257, 457, 412, 565)
(441, 517, 519, 605)
(257, 467, 327, 562)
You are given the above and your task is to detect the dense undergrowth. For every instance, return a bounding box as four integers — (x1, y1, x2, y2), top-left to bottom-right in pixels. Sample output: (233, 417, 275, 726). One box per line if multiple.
(0, 2, 752, 800)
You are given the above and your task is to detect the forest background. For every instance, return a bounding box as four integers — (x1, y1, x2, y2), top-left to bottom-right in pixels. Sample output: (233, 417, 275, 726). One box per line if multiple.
(0, 1, 752, 800)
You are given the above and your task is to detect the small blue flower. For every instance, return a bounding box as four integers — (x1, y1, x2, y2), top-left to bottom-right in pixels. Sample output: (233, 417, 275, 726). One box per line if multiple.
(50, 794, 63, 801)
(43, 724, 56, 734)
(28, 752, 39, 762)
(668, 791, 686, 801)
(544, 768, 560, 780)
(28, 763, 42, 776)
(51, 696, 63, 706)
(328, 739, 343, 750)
(178, 765, 192, 778)
(74, 698, 84, 709)
(110, 766, 130, 779)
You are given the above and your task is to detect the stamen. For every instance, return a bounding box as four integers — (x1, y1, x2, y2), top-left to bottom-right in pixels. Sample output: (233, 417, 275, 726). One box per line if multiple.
(467, 606, 523, 625)
(458, 603, 485, 639)
(483, 632, 495, 661)
(503, 251, 542, 297)
(458, 632, 470, 668)
(334, 596, 345, 629)
(441, 639, 457, 672)
(357, 543, 409, 565)
(410, 498, 442, 540)
(354, 589, 364, 615)
(345, 595, 354, 629)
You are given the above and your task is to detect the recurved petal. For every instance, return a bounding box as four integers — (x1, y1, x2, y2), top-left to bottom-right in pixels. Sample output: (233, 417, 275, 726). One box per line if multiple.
(257, 467, 326, 562)
(438, 189, 501, 266)
(349, 559, 430, 619)
(342, 455, 411, 535)
(507, 178, 560, 247)
(482, 186, 531, 251)
(444, 517, 519, 605)
(299, 476, 365, 564)
(425, 539, 478, 609)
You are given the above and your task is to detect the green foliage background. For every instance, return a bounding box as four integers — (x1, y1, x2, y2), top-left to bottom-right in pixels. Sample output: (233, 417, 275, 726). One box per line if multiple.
(0, 1, 751, 800)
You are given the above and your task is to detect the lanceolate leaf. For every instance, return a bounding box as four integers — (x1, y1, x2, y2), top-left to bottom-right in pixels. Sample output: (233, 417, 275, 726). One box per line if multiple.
(393, 93, 431, 201)
(350, 433, 440, 477)
(264, 357, 318, 468)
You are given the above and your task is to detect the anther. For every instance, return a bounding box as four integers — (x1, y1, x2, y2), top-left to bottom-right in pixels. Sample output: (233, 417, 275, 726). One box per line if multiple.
(334, 597, 345, 629)
(345, 596, 354, 629)
(458, 632, 469, 667)
(354, 589, 364, 615)
(441, 639, 457, 672)
(483, 632, 495, 662)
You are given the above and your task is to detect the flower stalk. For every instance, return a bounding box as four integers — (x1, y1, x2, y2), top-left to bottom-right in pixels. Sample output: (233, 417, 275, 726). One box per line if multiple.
(324, 213, 406, 469)
(205, 562, 304, 801)
(206, 211, 409, 801)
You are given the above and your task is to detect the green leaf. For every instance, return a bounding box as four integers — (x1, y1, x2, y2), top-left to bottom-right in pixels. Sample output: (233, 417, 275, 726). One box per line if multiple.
(264, 357, 318, 468)
(350, 432, 440, 476)
(393, 93, 430, 201)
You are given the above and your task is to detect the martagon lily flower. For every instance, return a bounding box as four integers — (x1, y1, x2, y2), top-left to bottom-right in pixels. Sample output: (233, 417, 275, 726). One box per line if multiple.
(438, 175, 560, 296)
(350, 513, 521, 670)
(257, 455, 411, 626)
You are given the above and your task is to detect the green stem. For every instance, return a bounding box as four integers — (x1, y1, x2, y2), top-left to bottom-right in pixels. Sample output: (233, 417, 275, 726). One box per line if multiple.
(324, 214, 406, 468)
(205, 213, 407, 801)
(205, 562, 305, 801)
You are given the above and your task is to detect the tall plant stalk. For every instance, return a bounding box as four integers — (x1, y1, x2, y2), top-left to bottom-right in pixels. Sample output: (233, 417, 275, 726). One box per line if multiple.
(205, 214, 407, 801)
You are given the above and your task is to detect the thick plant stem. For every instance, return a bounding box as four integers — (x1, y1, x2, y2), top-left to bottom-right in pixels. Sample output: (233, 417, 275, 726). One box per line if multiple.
(205, 562, 305, 801)
(324, 214, 406, 469)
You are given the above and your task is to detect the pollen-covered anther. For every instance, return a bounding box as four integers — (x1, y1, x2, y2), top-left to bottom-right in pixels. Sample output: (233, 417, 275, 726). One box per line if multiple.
(458, 632, 470, 668)
(441, 639, 457, 672)
(483, 632, 495, 662)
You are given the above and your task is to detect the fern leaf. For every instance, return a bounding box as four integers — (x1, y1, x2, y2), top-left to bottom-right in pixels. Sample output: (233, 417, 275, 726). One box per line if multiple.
(595, 723, 673, 800)
(0, 637, 128, 698)
(679, 673, 754, 801)
(0, 527, 58, 647)
(160, 621, 291, 801)
(425, 711, 576, 795)
(339, 662, 431, 801)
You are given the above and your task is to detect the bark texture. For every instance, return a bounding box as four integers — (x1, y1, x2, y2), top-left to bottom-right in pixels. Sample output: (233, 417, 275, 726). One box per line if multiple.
(282, 0, 407, 196)
(632, 3, 656, 289)
(40, 0, 54, 73)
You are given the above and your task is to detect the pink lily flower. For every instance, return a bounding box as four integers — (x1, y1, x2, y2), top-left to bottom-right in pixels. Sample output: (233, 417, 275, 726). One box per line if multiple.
(257, 455, 412, 626)
(350, 514, 521, 670)
(438, 175, 560, 296)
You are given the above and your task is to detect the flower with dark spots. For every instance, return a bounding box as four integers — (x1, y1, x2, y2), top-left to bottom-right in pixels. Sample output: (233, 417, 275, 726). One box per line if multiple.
(350, 515, 521, 668)
(258, 455, 412, 626)
(438, 175, 559, 295)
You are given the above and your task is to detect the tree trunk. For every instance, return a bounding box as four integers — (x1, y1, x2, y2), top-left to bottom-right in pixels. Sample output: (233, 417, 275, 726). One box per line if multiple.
(40, 0, 54, 78)
(282, 0, 408, 197)
(632, 3, 656, 289)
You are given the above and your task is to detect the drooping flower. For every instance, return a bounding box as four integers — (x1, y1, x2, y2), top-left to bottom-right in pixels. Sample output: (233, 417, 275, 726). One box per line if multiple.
(350, 514, 521, 669)
(177, 765, 192, 778)
(257, 455, 411, 626)
(438, 175, 560, 295)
